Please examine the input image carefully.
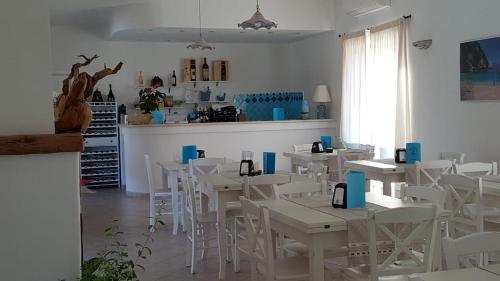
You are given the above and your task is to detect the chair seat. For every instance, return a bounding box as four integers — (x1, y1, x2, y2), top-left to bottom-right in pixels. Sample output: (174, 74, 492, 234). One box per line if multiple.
(274, 256, 309, 281)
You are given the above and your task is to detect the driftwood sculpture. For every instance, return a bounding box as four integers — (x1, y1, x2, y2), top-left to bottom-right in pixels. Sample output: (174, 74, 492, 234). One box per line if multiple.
(54, 55, 123, 133)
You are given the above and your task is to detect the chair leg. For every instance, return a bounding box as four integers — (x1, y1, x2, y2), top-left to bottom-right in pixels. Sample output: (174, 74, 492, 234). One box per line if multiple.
(172, 192, 179, 236)
(185, 233, 192, 268)
(233, 220, 241, 273)
(149, 197, 155, 232)
(191, 224, 198, 274)
(200, 224, 208, 260)
(180, 192, 187, 233)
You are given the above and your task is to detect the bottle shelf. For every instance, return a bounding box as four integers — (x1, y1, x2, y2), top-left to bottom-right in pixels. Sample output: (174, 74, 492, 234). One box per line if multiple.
(81, 158, 118, 163)
(88, 102, 117, 107)
(81, 165, 119, 170)
(82, 172, 119, 177)
(182, 81, 226, 87)
(184, 101, 229, 104)
(82, 151, 117, 156)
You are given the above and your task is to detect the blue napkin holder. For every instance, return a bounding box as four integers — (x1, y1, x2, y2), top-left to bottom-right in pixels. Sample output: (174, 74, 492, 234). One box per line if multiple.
(182, 145, 198, 164)
(406, 143, 421, 164)
(347, 171, 366, 209)
(321, 136, 332, 149)
(263, 152, 276, 174)
(273, 108, 285, 121)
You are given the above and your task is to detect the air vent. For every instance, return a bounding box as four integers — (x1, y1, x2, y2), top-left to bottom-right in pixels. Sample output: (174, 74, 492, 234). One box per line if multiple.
(347, 0, 391, 17)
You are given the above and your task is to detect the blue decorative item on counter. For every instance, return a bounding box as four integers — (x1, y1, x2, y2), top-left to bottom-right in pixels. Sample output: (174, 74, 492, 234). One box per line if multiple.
(320, 135, 332, 149)
(234, 92, 303, 121)
(347, 171, 366, 209)
(182, 145, 198, 164)
(152, 111, 165, 124)
(263, 152, 276, 174)
(272, 108, 285, 121)
(216, 93, 226, 101)
(199, 87, 211, 101)
(405, 143, 422, 164)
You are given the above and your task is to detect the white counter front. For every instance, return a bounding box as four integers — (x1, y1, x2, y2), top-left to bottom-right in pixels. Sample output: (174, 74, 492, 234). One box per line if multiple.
(120, 119, 337, 194)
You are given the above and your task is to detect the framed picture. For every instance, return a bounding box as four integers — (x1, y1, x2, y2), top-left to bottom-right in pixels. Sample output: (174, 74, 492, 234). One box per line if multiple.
(461, 36, 500, 101)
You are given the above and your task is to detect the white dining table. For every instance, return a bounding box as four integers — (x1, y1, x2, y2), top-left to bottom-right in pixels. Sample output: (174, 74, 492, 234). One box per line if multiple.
(283, 150, 339, 173)
(257, 192, 450, 281)
(480, 263, 500, 276)
(409, 267, 500, 281)
(344, 159, 407, 196)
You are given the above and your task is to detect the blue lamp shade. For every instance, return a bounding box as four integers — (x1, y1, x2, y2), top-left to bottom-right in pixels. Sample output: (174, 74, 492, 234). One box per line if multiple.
(263, 152, 276, 174)
(182, 145, 198, 164)
(406, 143, 422, 164)
(347, 171, 366, 209)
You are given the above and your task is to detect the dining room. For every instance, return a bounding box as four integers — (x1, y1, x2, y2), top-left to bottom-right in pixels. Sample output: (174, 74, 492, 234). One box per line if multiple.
(4, 0, 500, 281)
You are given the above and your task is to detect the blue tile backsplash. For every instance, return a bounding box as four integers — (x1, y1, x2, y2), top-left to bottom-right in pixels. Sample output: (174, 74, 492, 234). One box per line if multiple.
(234, 92, 304, 121)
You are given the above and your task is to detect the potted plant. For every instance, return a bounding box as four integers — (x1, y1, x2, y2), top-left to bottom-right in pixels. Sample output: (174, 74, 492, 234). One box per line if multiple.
(129, 88, 166, 125)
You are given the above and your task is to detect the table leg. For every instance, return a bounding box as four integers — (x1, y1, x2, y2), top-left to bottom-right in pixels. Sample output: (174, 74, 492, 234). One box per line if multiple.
(168, 170, 180, 236)
(309, 237, 325, 281)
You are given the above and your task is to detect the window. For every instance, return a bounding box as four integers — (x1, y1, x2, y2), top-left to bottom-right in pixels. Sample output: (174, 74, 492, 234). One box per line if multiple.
(341, 19, 412, 158)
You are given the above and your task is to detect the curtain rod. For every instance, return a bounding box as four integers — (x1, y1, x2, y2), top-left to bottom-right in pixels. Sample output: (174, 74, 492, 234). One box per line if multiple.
(338, 14, 412, 38)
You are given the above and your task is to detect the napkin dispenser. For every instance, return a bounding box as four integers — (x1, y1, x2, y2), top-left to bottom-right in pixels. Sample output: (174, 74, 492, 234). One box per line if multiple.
(332, 183, 347, 209)
(240, 160, 254, 176)
(311, 142, 324, 153)
(395, 149, 406, 163)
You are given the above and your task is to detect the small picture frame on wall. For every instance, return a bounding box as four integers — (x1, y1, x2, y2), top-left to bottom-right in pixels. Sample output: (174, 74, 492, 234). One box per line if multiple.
(461, 35, 500, 101)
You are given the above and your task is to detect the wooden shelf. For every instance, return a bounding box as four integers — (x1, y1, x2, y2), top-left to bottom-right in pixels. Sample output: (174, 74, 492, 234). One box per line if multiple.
(0, 133, 84, 155)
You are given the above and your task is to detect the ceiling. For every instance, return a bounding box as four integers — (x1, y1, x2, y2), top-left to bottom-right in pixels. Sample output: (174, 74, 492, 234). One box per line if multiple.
(49, 0, 333, 44)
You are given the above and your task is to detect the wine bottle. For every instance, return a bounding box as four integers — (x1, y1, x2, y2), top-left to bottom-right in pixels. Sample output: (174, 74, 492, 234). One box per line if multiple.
(138, 71, 144, 86)
(92, 88, 104, 102)
(107, 84, 115, 102)
(190, 59, 196, 81)
(202, 58, 210, 81)
(171, 70, 177, 87)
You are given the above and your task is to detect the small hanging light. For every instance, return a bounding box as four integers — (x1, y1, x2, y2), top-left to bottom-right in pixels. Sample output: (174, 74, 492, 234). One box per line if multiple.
(238, 0, 277, 30)
(187, 0, 214, 50)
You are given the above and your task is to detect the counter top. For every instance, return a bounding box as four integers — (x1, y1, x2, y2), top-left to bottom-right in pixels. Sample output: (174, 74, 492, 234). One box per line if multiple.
(119, 119, 336, 128)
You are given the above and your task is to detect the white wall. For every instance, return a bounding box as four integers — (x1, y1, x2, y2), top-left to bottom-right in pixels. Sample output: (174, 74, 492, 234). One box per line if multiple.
(333, 0, 500, 163)
(0, 1, 81, 280)
(51, 24, 292, 109)
(285, 31, 339, 119)
(0, 0, 53, 134)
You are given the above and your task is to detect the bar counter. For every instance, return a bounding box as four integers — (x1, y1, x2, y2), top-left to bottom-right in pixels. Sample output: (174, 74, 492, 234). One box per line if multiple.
(119, 119, 337, 193)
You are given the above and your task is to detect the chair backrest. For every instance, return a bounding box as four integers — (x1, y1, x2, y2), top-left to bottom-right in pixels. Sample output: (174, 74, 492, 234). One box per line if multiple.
(181, 173, 198, 224)
(415, 160, 454, 189)
(400, 184, 448, 209)
(244, 174, 292, 200)
(439, 152, 465, 165)
(367, 206, 438, 281)
(443, 232, 500, 269)
(438, 174, 484, 237)
(240, 197, 275, 281)
(217, 161, 241, 178)
(359, 144, 376, 155)
(308, 162, 329, 182)
(189, 157, 226, 180)
(273, 181, 327, 199)
(454, 162, 498, 177)
(293, 144, 312, 153)
(337, 149, 372, 182)
(144, 154, 156, 195)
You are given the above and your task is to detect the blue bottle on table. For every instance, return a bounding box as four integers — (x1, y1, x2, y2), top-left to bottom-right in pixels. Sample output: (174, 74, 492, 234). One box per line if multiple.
(263, 152, 276, 174)
(347, 171, 366, 209)
(406, 143, 421, 164)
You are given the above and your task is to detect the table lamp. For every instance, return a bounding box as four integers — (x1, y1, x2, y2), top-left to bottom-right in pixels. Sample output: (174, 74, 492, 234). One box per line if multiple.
(313, 85, 331, 119)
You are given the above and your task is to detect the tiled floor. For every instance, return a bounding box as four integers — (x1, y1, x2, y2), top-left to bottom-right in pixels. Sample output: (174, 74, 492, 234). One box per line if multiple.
(82, 188, 251, 281)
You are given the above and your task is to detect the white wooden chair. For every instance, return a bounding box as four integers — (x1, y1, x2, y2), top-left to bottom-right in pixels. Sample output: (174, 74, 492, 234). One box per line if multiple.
(454, 162, 498, 177)
(438, 174, 484, 238)
(337, 149, 372, 183)
(443, 232, 500, 269)
(273, 181, 328, 257)
(415, 160, 454, 189)
(439, 152, 465, 165)
(145, 154, 183, 234)
(290, 163, 328, 183)
(240, 197, 309, 281)
(400, 185, 447, 209)
(182, 173, 219, 274)
(216, 161, 241, 178)
(338, 206, 439, 281)
(189, 157, 226, 209)
(292, 143, 313, 174)
(231, 174, 292, 272)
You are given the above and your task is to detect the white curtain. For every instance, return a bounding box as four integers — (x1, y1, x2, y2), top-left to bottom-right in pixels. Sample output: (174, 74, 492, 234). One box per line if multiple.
(341, 19, 412, 158)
